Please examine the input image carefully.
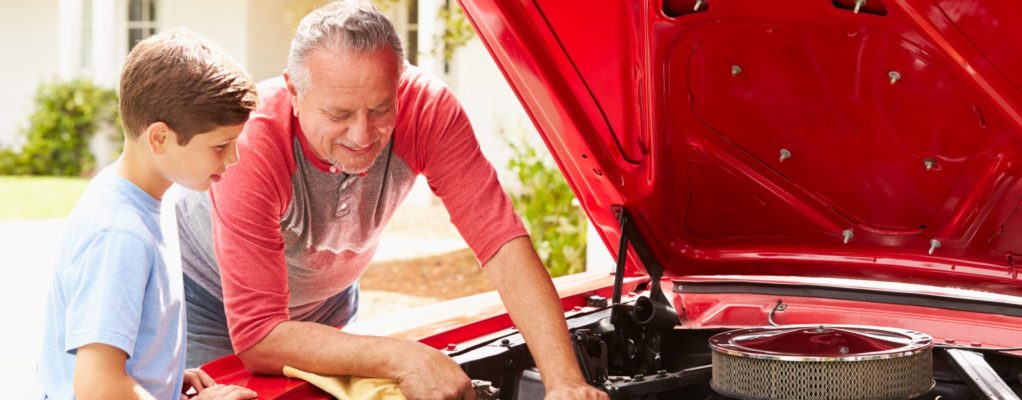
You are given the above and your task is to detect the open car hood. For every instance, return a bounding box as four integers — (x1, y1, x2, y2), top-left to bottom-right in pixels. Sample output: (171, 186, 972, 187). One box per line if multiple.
(458, 0, 1022, 296)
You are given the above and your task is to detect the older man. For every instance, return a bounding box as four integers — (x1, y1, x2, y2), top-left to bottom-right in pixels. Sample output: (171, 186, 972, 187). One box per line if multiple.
(175, 1, 607, 399)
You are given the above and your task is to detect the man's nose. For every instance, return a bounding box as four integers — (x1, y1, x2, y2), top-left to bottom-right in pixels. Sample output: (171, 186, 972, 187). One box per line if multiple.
(347, 113, 374, 148)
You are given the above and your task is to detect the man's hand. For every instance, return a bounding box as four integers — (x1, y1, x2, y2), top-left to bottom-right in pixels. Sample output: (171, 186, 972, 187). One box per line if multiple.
(484, 238, 602, 397)
(545, 381, 609, 400)
(181, 368, 257, 400)
(392, 341, 476, 400)
(241, 321, 477, 399)
(182, 368, 216, 394)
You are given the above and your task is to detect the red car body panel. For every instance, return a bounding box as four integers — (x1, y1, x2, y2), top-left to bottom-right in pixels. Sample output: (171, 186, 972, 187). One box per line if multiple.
(202, 274, 646, 398)
(203, 0, 1022, 397)
(459, 0, 1022, 293)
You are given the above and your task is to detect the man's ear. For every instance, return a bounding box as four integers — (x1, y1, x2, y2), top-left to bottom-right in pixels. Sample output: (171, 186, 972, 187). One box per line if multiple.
(283, 71, 300, 117)
(145, 122, 174, 155)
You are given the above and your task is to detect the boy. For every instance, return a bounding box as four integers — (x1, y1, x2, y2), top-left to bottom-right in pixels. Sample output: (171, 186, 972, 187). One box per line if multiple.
(38, 29, 258, 400)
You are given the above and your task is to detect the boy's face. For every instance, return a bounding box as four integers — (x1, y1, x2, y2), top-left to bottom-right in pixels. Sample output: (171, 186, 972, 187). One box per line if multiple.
(286, 46, 401, 175)
(157, 123, 244, 191)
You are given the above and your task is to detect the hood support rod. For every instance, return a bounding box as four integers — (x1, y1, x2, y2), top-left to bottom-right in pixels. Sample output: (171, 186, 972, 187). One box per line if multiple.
(611, 205, 666, 305)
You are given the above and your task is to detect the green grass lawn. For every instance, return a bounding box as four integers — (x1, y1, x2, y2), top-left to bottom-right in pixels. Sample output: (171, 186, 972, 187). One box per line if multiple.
(0, 176, 90, 220)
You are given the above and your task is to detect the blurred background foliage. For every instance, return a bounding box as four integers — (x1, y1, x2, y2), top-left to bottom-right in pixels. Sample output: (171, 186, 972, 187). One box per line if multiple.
(1, 2, 589, 279)
(434, 2, 475, 62)
(0, 79, 120, 176)
(507, 141, 587, 277)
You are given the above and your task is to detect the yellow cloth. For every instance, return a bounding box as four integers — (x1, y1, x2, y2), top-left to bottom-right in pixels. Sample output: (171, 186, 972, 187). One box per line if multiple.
(282, 365, 406, 400)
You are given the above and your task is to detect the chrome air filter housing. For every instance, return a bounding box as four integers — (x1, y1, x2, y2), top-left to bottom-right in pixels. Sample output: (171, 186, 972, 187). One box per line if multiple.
(709, 325, 934, 400)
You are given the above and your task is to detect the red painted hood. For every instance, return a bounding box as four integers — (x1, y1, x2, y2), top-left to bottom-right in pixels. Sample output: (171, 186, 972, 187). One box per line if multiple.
(458, 0, 1022, 295)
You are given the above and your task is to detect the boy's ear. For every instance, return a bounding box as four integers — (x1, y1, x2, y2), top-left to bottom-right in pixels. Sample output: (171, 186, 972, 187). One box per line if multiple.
(283, 71, 300, 118)
(144, 122, 174, 155)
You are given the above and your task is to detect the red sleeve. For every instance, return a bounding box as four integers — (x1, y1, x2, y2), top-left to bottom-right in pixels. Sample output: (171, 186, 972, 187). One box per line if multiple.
(402, 74, 528, 266)
(209, 107, 295, 355)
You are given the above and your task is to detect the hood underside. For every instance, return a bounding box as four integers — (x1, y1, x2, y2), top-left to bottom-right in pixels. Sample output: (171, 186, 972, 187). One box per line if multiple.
(458, 0, 1022, 295)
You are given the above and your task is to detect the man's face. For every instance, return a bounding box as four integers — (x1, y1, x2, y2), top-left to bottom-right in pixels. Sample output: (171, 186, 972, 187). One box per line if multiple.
(157, 123, 244, 191)
(287, 47, 401, 174)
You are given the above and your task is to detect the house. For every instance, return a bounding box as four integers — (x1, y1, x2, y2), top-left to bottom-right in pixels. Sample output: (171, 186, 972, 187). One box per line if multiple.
(0, 0, 613, 271)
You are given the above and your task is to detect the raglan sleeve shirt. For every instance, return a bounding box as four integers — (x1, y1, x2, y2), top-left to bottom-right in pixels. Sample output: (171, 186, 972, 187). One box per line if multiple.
(210, 70, 527, 355)
(397, 71, 528, 266)
(208, 113, 296, 355)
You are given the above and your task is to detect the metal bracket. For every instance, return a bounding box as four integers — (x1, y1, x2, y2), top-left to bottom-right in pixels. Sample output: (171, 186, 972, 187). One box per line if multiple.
(571, 329, 610, 384)
(944, 349, 1020, 400)
(471, 380, 501, 400)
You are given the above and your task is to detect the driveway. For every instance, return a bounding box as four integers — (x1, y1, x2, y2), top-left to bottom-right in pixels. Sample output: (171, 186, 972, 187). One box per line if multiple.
(0, 218, 66, 397)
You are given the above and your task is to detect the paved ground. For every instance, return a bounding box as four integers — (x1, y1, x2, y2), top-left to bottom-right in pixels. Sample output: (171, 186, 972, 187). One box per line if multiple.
(0, 194, 472, 397)
(1, 219, 66, 397)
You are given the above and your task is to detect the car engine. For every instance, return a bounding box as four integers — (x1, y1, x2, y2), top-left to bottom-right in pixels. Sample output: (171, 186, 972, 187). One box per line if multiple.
(453, 292, 1022, 400)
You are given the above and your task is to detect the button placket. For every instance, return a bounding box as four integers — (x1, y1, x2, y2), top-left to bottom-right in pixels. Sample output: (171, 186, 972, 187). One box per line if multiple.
(335, 174, 354, 217)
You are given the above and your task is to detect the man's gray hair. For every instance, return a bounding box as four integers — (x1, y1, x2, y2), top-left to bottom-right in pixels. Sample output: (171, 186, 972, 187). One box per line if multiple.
(287, 0, 404, 94)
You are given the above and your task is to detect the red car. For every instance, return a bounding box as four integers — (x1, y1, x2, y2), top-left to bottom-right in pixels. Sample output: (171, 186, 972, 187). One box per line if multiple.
(203, 0, 1022, 398)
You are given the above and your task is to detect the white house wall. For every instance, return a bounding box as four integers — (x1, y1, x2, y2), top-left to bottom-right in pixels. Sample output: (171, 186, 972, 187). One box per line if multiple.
(164, 0, 295, 82)
(245, 0, 293, 82)
(0, 0, 61, 147)
(162, 0, 249, 73)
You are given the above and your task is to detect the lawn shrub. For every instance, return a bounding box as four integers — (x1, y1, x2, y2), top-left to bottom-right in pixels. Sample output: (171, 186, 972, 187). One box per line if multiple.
(0, 79, 120, 176)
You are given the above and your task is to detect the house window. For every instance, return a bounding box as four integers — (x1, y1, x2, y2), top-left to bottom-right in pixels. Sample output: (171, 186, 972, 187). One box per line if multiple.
(127, 0, 158, 51)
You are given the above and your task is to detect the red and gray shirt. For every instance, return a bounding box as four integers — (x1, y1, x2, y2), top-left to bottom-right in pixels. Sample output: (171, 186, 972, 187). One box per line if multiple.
(177, 65, 527, 354)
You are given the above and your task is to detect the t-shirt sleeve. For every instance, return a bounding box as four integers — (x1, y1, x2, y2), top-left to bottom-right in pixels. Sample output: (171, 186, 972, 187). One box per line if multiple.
(209, 117, 293, 355)
(414, 83, 528, 266)
(63, 229, 152, 357)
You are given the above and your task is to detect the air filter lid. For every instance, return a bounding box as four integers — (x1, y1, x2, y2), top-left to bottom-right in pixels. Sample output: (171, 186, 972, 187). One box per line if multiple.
(710, 325, 932, 361)
(710, 325, 934, 400)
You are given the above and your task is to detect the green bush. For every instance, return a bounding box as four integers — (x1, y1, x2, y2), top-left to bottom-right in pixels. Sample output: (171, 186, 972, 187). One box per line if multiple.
(0, 78, 120, 176)
(507, 142, 587, 277)
(434, 2, 475, 62)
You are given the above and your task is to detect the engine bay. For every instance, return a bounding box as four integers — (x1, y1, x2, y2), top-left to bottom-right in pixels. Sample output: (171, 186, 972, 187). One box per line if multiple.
(452, 292, 1022, 400)
(450, 209, 1022, 399)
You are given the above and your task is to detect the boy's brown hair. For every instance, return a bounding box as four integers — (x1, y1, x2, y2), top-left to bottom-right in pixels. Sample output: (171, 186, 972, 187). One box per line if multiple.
(119, 28, 257, 145)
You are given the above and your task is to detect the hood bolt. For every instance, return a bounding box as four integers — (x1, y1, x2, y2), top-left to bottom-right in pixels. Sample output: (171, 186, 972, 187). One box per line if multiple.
(779, 148, 792, 162)
(923, 158, 938, 171)
(928, 239, 942, 255)
(730, 64, 742, 77)
(842, 229, 854, 244)
(694, 0, 705, 11)
(889, 70, 902, 85)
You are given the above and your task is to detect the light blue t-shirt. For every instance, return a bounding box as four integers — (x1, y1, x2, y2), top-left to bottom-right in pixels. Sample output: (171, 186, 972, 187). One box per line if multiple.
(38, 167, 186, 400)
